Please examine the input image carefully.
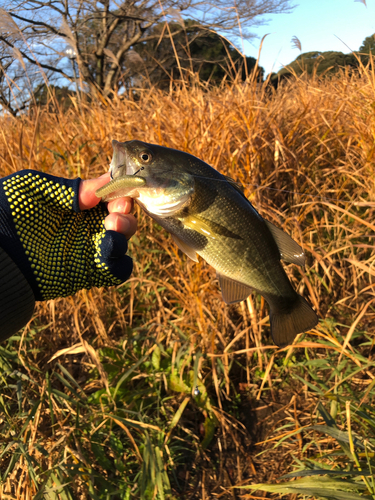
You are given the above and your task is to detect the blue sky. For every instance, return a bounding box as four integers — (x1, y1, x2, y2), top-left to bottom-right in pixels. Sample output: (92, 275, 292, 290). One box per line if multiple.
(243, 0, 375, 75)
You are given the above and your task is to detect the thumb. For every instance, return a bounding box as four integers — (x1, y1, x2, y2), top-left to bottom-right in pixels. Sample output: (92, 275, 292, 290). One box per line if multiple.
(79, 173, 111, 210)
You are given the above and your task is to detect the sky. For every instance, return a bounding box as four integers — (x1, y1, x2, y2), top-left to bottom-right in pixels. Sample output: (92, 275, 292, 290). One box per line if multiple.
(242, 0, 375, 75)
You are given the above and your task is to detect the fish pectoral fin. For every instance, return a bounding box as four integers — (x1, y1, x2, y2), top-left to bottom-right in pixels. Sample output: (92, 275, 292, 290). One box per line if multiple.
(265, 220, 305, 267)
(95, 176, 146, 202)
(182, 215, 217, 240)
(182, 214, 242, 240)
(171, 234, 199, 262)
(217, 273, 252, 304)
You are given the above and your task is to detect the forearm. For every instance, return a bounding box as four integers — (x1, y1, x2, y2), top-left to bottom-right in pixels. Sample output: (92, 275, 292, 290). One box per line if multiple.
(0, 169, 136, 342)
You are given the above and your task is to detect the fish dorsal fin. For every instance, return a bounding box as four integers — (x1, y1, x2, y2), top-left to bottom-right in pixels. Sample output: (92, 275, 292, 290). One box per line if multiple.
(171, 234, 199, 262)
(223, 175, 246, 194)
(217, 273, 252, 304)
(265, 220, 305, 267)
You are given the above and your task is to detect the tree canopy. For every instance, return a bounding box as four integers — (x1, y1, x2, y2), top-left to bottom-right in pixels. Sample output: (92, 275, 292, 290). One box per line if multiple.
(133, 22, 264, 89)
(271, 33, 375, 87)
(0, 0, 293, 114)
(359, 34, 375, 55)
(271, 50, 361, 86)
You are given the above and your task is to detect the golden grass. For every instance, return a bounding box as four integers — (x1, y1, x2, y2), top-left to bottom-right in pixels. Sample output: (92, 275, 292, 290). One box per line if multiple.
(1, 66, 375, 498)
(2, 70, 374, 330)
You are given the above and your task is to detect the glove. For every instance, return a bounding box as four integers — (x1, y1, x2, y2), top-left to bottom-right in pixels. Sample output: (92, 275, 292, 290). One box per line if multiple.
(0, 170, 133, 301)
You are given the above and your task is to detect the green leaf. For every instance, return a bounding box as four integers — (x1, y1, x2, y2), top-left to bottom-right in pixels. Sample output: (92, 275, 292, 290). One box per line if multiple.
(168, 396, 190, 431)
(237, 476, 371, 500)
(91, 442, 113, 470)
(115, 457, 126, 473)
(169, 372, 190, 393)
(113, 353, 150, 399)
(152, 345, 161, 371)
(310, 425, 365, 449)
(18, 399, 41, 437)
(317, 402, 353, 459)
(154, 446, 165, 500)
(283, 469, 373, 478)
(38, 471, 74, 500)
(45, 147, 67, 162)
(201, 417, 216, 449)
(109, 432, 124, 454)
(318, 401, 338, 428)
(53, 371, 86, 402)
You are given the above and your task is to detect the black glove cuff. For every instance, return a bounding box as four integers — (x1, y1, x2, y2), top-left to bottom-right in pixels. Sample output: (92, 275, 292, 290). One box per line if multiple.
(98, 230, 133, 282)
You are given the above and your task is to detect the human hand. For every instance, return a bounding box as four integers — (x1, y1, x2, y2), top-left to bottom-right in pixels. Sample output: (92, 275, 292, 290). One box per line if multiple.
(79, 172, 137, 239)
(0, 170, 137, 301)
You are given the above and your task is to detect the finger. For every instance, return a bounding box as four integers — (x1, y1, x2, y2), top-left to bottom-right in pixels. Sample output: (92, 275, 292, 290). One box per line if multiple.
(79, 173, 111, 210)
(107, 197, 134, 214)
(104, 213, 137, 240)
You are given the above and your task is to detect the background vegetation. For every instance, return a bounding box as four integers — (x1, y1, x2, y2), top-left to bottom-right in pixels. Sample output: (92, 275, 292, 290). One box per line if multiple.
(0, 54, 374, 498)
(1, 3, 375, 498)
(268, 34, 375, 87)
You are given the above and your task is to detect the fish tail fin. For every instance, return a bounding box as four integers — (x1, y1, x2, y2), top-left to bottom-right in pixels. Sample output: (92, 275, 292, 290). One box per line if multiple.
(269, 294, 318, 347)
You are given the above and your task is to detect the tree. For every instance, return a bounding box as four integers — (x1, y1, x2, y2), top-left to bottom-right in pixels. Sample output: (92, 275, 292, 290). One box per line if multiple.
(33, 84, 76, 111)
(0, 39, 49, 116)
(133, 21, 264, 89)
(359, 34, 375, 55)
(271, 50, 359, 87)
(0, 0, 293, 105)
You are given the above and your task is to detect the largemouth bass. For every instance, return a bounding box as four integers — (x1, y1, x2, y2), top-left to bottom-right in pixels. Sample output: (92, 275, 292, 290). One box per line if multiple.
(96, 140, 318, 347)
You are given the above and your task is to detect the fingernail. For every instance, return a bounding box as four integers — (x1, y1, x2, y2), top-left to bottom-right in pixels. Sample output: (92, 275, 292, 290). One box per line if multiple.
(114, 200, 125, 212)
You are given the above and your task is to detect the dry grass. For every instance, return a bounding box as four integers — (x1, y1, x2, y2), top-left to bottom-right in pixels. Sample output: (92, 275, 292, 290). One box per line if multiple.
(0, 66, 375, 499)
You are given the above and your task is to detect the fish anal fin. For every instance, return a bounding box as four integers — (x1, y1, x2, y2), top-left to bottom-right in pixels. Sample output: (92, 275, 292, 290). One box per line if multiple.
(217, 273, 252, 304)
(265, 220, 305, 267)
(171, 234, 199, 262)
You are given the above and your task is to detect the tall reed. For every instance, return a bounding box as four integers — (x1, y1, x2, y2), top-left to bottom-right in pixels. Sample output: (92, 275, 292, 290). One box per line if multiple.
(0, 65, 374, 498)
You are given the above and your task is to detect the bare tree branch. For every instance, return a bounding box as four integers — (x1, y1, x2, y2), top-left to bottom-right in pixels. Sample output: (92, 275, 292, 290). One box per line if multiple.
(0, 0, 295, 98)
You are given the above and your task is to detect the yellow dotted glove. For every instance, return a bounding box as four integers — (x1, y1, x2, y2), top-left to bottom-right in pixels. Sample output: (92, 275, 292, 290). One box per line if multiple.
(0, 170, 133, 300)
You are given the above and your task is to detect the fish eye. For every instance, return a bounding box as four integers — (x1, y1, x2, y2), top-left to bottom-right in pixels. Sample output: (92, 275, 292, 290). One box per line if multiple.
(139, 151, 152, 163)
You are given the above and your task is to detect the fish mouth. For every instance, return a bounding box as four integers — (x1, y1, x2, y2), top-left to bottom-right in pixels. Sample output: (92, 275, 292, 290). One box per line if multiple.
(109, 140, 132, 180)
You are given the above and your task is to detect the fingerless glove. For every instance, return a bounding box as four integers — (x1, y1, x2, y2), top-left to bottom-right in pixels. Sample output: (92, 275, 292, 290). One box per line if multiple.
(0, 170, 133, 301)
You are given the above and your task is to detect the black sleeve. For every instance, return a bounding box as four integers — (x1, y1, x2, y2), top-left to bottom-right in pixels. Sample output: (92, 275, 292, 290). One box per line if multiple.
(0, 247, 35, 342)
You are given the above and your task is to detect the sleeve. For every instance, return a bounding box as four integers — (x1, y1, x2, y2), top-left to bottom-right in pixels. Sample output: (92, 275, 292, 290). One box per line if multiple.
(0, 247, 35, 342)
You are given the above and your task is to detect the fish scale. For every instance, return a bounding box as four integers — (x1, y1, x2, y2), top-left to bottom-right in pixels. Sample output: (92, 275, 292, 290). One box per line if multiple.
(96, 139, 318, 347)
(181, 177, 287, 293)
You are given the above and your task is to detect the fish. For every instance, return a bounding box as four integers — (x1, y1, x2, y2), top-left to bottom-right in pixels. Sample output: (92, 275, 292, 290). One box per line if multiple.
(96, 139, 318, 347)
